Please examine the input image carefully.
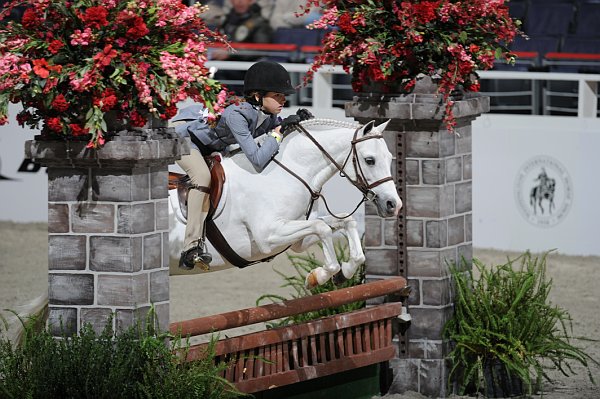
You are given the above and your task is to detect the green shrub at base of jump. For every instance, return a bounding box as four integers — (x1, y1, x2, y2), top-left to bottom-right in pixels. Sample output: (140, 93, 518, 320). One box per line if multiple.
(256, 242, 366, 328)
(0, 312, 245, 399)
(444, 251, 598, 397)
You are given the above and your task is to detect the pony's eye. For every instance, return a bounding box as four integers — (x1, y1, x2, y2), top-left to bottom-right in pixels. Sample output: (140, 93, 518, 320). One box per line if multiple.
(365, 157, 375, 166)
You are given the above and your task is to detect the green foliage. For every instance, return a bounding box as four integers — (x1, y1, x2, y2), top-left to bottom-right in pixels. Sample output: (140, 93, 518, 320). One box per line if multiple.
(256, 243, 365, 328)
(444, 251, 599, 396)
(0, 311, 245, 399)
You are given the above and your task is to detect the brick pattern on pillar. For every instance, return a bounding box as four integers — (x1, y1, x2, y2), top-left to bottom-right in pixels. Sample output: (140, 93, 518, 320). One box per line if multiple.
(347, 93, 488, 397)
(27, 129, 187, 337)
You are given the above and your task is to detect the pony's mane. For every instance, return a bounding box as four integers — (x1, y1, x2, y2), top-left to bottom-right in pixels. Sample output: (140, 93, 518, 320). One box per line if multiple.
(300, 118, 361, 130)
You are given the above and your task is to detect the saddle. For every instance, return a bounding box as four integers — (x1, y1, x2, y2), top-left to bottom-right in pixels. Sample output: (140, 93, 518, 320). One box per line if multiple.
(168, 156, 257, 268)
(168, 155, 225, 220)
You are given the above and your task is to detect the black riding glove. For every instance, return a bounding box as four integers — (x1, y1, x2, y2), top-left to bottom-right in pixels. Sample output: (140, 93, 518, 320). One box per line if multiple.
(296, 108, 314, 121)
(279, 114, 302, 135)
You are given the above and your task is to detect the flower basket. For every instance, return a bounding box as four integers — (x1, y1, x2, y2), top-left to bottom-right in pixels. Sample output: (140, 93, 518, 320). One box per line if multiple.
(0, 0, 230, 148)
(301, 0, 522, 130)
(482, 358, 524, 398)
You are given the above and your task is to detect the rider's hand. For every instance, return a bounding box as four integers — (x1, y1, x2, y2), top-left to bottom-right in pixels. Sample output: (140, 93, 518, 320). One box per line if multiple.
(280, 114, 302, 135)
(296, 108, 314, 121)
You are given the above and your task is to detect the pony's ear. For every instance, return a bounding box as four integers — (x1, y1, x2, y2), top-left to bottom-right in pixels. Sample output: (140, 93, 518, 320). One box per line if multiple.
(361, 120, 376, 136)
(375, 119, 391, 133)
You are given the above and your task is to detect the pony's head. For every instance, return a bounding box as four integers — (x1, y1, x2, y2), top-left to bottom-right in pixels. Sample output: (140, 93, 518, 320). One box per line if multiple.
(349, 120, 402, 217)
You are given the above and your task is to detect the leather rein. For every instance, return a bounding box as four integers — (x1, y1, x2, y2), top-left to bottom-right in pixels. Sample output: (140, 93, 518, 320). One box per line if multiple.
(271, 123, 394, 219)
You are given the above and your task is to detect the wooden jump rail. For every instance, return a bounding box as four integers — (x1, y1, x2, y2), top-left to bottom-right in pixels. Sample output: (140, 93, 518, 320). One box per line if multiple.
(169, 277, 409, 394)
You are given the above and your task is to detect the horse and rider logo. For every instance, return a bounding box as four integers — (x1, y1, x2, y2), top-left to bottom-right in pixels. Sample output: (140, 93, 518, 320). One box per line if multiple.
(514, 155, 573, 227)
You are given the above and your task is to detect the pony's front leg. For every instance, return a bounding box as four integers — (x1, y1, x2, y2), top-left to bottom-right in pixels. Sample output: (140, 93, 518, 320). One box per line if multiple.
(265, 219, 340, 288)
(318, 215, 365, 283)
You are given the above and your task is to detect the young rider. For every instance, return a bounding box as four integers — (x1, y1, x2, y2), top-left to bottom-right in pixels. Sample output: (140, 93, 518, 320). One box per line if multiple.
(171, 60, 313, 270)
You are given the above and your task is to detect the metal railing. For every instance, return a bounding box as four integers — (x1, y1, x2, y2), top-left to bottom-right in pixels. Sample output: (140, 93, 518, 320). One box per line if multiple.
(206, 60, 600, 118)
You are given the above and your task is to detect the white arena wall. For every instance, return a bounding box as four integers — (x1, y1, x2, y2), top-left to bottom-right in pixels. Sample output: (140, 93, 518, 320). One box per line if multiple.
(2, 85, 599, 256)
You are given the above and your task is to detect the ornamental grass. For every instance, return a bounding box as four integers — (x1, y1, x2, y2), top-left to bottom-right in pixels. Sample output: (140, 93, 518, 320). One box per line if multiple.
(444, 252, 598, 396)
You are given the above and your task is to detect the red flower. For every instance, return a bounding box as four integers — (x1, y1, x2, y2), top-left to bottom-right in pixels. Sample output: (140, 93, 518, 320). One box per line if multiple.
(368, 65, 386, 82)
(80, 6, 109, 30)
(93, 88, 118, 111)
(129, 110, 147, 127)
(338, 13, 356, 34)
(466, 81, 480, 92)
(69, 124, 89, 136)
(93, 44, 118, 67)
(126, 16, 150, 39)
(413, 2, 439, 24)
(21, 8, 41, 29)
(16, 111, 32, 127)
(160, 104, 178, 120)
(43, 77, 58, 94)
(86, 131, 105, 149)
(33, 60, 62, 79)
(32, 59, 51, 79)
(46, 117, 62, 132)
(48, 40, 64, 54)
(51, 94, 70, 112)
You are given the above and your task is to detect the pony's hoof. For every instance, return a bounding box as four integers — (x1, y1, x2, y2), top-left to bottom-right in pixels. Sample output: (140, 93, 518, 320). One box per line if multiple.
(332, 271, 348, 286)
(305, 272, 319, 290)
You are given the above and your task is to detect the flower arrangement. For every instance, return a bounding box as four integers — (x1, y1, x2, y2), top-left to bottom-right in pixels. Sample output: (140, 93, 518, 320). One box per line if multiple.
(301, 0, 521, 130)
(0, 0, 230, 148)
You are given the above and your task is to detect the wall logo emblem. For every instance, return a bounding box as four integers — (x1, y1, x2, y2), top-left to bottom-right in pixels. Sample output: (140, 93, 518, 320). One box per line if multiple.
(515, 156, 573, 227)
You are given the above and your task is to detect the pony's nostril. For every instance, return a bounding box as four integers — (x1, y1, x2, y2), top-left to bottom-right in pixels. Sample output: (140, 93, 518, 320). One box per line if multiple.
(386, 200, 395, 212)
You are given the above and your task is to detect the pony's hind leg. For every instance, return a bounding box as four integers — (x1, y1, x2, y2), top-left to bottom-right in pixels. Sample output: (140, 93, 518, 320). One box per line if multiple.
(264, 219, 341, 289)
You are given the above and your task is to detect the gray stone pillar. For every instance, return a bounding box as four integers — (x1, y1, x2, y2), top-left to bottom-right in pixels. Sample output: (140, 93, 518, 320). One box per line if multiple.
(346, 93, 489, 397)
(25, 129, 187, 337)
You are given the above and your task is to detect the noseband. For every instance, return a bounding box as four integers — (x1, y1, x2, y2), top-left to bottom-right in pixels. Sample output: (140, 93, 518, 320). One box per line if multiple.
(272, 123, 394, 219)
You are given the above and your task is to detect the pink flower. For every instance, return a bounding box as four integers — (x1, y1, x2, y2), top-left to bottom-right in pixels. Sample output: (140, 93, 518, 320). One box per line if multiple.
(70, 28, 94, 46)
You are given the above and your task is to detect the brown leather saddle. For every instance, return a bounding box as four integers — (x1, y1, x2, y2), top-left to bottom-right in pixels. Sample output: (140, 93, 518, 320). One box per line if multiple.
(168, 156, 225, 220)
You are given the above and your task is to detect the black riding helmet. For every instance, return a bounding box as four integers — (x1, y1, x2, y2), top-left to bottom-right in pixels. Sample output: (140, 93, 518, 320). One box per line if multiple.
(243, 61, 295, 96)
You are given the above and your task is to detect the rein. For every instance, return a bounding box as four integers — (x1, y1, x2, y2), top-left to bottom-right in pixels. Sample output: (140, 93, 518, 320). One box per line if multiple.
(272, 123, 393, 220)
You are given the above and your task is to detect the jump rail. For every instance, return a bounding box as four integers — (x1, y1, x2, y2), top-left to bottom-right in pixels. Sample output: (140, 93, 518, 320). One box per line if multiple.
(169, 277, 409, 394)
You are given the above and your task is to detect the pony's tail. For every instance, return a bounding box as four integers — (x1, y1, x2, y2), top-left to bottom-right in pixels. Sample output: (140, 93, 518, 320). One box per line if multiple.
(1, 293, 49, 348)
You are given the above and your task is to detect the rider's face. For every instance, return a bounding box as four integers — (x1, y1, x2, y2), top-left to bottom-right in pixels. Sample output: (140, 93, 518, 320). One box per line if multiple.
(261, 92, 286, 115)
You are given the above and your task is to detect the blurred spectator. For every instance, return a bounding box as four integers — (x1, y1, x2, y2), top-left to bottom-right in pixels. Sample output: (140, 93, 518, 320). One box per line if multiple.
(0, 0, 25, 22)
(196, 0, 274, 26)
(196, 0, 226, 28)
(211, 0, 273, 61)
(268, 0, 322, 30)
(212, 0, 274, 94)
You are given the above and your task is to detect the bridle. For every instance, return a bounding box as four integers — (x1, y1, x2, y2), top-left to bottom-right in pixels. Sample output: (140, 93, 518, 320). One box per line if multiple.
(271, 123, 394, 219)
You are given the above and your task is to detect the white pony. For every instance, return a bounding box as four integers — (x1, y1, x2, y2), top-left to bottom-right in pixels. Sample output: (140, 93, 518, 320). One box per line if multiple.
(169, 118, 402, 288)
(5, 118, 401, 344)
